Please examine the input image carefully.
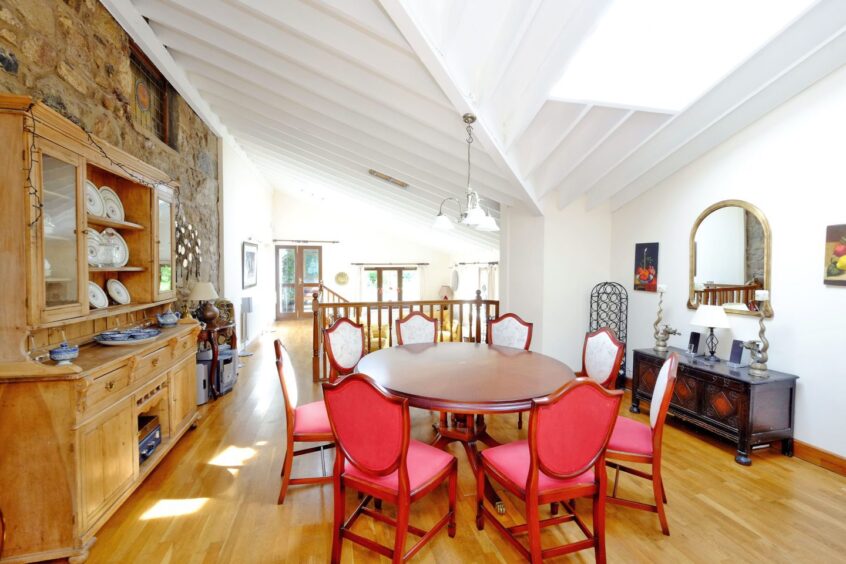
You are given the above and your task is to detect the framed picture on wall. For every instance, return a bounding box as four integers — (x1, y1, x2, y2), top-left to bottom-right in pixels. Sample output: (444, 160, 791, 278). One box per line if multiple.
(824, 224, 846, 286)
(633, 242, 659, 292)
(242, 241, 258, 289)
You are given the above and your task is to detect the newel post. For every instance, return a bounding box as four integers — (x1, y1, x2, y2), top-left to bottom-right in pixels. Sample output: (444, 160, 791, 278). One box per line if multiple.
(312, 291, 320, 382)
(474, 289, 483, 343)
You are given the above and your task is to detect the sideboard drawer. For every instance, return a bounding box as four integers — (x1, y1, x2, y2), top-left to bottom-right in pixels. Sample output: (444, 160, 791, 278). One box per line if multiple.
(85, 365, 132, 414)
(136, 345, 170, 377)
(171, 333, 194, 359)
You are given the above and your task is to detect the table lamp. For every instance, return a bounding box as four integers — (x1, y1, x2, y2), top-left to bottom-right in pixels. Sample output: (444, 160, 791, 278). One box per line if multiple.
(188, 281, 220, 325)
(438, 285, 454, 300)
(690, 304, 730, 361)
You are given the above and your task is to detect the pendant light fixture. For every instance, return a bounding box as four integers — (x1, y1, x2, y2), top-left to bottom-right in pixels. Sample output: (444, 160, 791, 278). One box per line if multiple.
(433, 114, 499, 232)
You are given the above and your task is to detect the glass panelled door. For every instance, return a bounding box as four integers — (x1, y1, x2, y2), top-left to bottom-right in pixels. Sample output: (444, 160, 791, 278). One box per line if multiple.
(276, 245, 322, 320)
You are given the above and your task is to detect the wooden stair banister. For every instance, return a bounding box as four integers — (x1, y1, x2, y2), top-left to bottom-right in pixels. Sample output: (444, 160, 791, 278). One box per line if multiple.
(311, 292, 499, 382)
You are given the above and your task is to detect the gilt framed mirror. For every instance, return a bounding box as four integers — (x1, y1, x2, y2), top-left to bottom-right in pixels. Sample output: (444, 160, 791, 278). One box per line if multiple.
(688, 199, 772, 317)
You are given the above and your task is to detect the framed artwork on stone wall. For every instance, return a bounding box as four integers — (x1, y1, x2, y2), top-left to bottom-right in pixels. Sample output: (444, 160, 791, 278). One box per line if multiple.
(634, 242, 659, 292)
(824, 224, 846, 286)
(242, 241, 258, 289)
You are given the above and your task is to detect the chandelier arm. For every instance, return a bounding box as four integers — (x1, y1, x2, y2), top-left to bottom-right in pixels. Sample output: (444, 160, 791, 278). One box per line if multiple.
(438, 197, 464, 219)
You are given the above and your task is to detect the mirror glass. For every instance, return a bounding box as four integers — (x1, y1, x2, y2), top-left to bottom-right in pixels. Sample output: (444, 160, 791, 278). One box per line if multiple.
(158, 198, 172, 293)
(690, 202, 770, 315)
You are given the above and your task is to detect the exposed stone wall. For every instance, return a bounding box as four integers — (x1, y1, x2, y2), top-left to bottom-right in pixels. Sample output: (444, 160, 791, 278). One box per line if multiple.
(745, 210, 765, 283)
(0, 0, 219, 294)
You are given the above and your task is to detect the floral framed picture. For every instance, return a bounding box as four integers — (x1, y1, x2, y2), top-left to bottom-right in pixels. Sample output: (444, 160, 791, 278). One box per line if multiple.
(634, 242, 659, 292)
(824, 224, 846, 286)
(242, 241, 258, 289)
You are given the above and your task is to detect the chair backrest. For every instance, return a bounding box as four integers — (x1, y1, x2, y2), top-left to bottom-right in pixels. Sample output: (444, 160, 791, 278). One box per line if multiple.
(395, 311, 439, 345)
(529, 379, 623, 482)
(322, 374, 410, 478)
(649, 353, 679, 432)
(581, 328, 625, 389)
(274, 339, 298, 435)
(487, 313, 533, 350)
(323, 317, 366, 380)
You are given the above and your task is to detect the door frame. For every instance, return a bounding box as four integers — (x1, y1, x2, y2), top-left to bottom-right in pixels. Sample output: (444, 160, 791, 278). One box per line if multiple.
(275, 245, 323, 320)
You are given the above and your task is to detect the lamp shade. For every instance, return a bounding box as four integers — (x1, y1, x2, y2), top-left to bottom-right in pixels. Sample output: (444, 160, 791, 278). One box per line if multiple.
(188, 281, 219, 301)
(690, 304, 730, 329)
(433, 212, 454, 231)
(463, 205, 486, 226)
(476, 214, 500, 232)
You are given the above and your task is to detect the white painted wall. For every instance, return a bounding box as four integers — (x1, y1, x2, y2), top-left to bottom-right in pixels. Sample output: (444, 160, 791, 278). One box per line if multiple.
(500, 205, 545, 347)
(220, 139, 276, 346)
(611, 64, 846, 456)
(271, 191, 498, 302)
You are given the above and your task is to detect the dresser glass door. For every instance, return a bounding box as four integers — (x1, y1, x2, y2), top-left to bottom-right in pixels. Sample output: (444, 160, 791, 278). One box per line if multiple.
(157, 196, 173, 294)
(42, 154, 80, 308)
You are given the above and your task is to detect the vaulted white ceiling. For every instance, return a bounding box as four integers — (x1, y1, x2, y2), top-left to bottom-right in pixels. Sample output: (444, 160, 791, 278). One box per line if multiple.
(105, 0, 846, 246)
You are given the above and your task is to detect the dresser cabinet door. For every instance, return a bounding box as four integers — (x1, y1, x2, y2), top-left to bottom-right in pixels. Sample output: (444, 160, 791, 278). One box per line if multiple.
(78, 398, 135, 531)
(636, 356, 660, 395)
(169, 356, 196, 433)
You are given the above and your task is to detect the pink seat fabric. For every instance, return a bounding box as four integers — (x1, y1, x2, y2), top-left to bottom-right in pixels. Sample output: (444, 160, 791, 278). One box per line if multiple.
(481, 440, 595, 494)
(607, 416, 653, 456)
(344, 439, 453, 493)
(293, 401, 332, 435)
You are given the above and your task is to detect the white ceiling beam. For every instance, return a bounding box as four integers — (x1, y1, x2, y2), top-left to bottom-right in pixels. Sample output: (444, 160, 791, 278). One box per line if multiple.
(529, 106, 630, 196)
(380, 0, 542, 215)
(200, 90, 507, 212)
(489, 0, 613, 150)
(150, 21, 507, 184)
(589, 0, 846, 210)
(555, 111, 673, 208)
(513, 101, 591, 179)
(170, 51, 515, 201)
(99, 0, 226, 137)
(234, 0, 432, 90)
(311, 0, 410, 50)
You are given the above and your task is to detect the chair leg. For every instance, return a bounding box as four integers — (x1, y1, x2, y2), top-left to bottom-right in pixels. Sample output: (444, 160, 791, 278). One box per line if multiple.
(526, 497, 542, 563)
(278, 437, 295, 505)
(550, 501, 559, 515)
(654, 469, 670, 536)
(393, 498, 410, 564)
(331, 476, 345, 564)
(661, 479, 668, 504)
(593, 488, 607, 564)
(448, 462, 457, 538)
(475, 463, 485, 531)
(517, 411, 523, 430)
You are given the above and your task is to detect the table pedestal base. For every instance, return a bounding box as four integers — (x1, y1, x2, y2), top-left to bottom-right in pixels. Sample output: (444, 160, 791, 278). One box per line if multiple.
(431, 414, 505, 514)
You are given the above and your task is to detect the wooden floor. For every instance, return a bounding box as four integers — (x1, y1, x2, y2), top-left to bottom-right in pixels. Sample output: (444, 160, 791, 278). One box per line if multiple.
(89, 320, 846, 563)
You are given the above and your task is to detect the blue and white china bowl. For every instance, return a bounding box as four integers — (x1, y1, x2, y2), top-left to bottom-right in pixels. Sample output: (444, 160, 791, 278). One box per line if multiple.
(94, 328, 161, 345)
(49, 342, 79, 365)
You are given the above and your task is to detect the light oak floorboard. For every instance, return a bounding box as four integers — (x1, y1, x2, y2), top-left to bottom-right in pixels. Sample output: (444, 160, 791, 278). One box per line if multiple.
(89, 320, 846, 563)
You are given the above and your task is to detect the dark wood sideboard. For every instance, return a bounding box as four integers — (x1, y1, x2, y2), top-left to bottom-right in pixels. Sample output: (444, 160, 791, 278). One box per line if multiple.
(631, 347, 798, 465)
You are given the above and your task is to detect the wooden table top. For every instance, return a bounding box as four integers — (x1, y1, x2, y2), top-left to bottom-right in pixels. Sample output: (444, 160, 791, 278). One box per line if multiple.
(356, 342, 576, 414)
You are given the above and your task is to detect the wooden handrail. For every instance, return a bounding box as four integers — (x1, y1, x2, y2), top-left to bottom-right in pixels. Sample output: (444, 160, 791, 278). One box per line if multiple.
(312, 290, 499, 381)
(318, 283, 349, 304)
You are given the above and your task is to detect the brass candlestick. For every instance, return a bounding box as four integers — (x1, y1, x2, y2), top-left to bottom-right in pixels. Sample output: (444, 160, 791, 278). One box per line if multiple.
(653, 287, 679, 352)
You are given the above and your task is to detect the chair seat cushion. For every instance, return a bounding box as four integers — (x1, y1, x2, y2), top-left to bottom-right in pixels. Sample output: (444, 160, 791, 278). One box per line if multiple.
(481, 440, 594, 495)
(343, 440, 453, 493)
(293, 401, 332, 436)
(607, 416, 653, 456)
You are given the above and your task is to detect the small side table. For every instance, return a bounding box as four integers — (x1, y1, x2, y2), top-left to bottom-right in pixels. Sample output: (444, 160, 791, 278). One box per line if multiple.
(197, 321, 237, 399)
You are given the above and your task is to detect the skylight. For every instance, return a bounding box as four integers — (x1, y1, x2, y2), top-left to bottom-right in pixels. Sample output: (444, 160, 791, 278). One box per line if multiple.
(550, 0, 815, 113)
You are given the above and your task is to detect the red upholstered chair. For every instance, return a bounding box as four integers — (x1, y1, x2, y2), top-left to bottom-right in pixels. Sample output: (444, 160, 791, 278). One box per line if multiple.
(606, 353, 679, 535)
(487, 313, 534, 429)
(577, 328, 625, 389)
(477, 379, 623, 563)
(395, 311, 439, 345)
(323, 317, 366, 382)
(322, 374, 457, 563)
(275, 339, 335, 505)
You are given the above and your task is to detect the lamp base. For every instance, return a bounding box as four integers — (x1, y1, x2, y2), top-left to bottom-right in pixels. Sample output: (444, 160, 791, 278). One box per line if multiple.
(705, 328, 719, 361)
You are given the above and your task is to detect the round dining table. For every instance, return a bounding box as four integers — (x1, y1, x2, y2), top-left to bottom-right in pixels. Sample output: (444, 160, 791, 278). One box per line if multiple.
(357, 341, 577, 512)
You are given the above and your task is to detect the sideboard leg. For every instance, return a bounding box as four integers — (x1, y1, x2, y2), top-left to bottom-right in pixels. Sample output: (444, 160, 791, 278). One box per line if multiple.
(735, 438, 752, 466)
(781, 438, 794, 457)
(629, 396, 640, 414)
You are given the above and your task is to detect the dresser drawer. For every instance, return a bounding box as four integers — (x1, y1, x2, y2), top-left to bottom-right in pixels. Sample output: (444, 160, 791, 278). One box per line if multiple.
(171, 333, 194, 359)
(136, 345, 170, 377)
(86, 365, 132, 411)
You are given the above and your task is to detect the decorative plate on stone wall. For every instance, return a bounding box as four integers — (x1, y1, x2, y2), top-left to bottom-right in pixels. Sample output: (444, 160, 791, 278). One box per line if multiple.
(135, 79, 151, 112)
